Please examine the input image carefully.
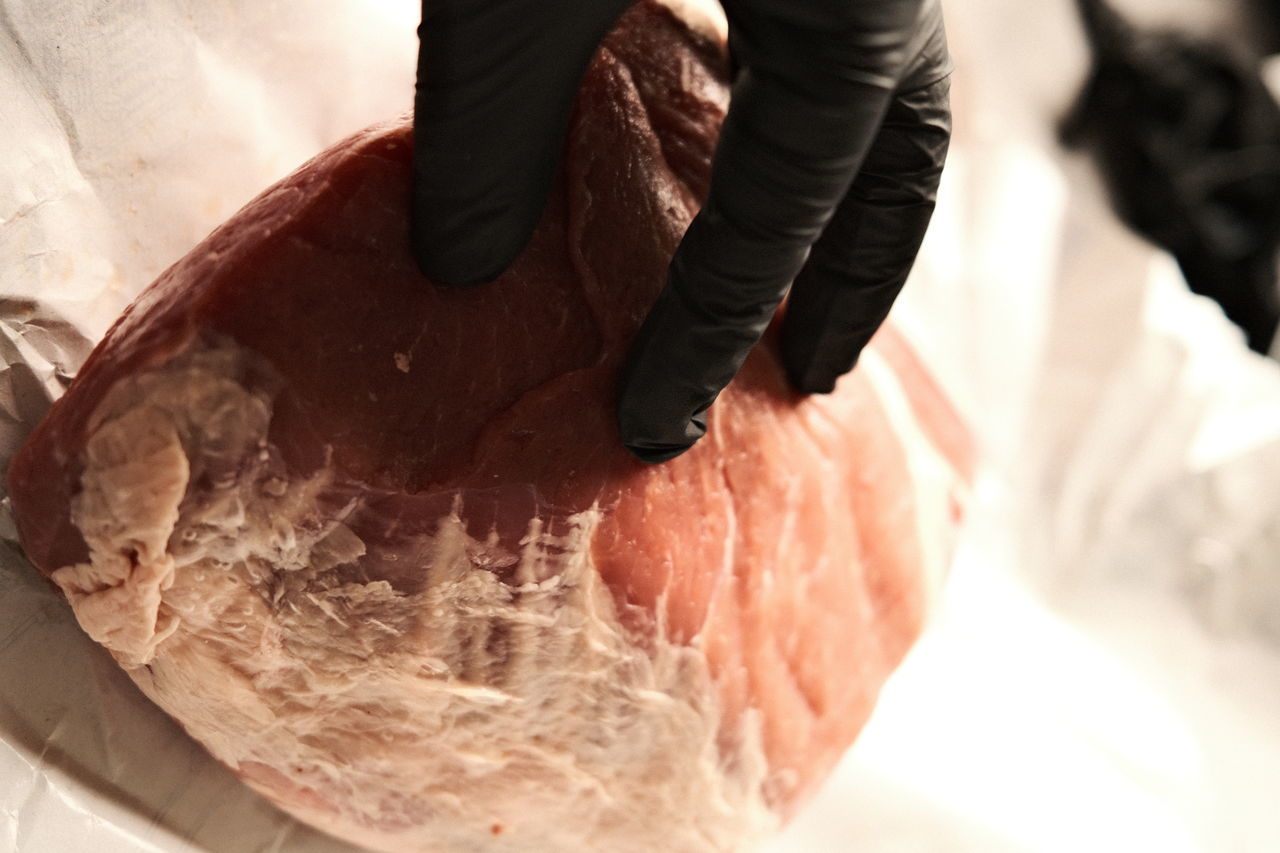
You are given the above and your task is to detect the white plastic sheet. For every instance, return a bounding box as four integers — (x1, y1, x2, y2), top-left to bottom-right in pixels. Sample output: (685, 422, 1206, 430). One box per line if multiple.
(2, 0, 1279, 850)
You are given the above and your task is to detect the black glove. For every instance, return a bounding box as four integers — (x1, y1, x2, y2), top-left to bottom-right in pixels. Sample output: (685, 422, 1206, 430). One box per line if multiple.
(413, 0, 953, 463)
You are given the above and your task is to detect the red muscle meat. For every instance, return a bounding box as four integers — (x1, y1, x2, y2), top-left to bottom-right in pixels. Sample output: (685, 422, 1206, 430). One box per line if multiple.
(7, 3, 971, 851)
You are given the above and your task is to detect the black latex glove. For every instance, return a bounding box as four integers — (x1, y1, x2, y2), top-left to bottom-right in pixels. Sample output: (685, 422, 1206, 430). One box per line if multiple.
(413, 0, 953, 463)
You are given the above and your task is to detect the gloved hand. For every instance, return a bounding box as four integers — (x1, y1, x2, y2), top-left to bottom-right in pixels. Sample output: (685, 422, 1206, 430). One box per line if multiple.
(413, 0, 952, 463)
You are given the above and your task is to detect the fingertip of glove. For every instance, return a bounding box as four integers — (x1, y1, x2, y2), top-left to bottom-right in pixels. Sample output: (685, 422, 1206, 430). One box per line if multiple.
(781, 338, 857, 396)
(618, 417, 703, 464)
(410, 236, 505, 287)
(408, 212, 518, 286)
(787, 372, 841, 395)
(616, 395, 708, 465)
(622, 441, 694, 465)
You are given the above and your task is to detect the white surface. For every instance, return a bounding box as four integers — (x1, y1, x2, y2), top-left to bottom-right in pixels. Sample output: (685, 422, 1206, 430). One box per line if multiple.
(3, 0, 1280, 851)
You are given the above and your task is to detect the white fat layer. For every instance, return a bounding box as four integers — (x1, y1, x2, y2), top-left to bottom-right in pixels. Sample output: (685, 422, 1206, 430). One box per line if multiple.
(55, 340, 778, 852)
(655, 0, 728, 42)
(859, 348, 968, 608)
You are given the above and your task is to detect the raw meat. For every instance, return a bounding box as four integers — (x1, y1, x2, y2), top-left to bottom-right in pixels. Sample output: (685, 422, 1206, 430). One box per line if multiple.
(7, 3, 971, 850)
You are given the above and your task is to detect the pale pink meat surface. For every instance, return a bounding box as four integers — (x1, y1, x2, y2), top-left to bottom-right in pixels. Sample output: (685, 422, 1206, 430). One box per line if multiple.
(8, 3, 971, 850)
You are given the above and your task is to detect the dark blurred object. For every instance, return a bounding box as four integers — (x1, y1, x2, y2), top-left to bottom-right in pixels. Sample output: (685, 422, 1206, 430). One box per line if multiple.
(1252, 0, 1280, 53)
(1062, 0, 1280, 353)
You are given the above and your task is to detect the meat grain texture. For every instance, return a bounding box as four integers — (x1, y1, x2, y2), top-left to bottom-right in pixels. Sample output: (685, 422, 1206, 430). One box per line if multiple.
(7, 4, 972, 851)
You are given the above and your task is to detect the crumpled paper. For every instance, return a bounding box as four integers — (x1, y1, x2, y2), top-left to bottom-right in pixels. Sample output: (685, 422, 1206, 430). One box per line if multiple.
(2, 0, 1279, 851)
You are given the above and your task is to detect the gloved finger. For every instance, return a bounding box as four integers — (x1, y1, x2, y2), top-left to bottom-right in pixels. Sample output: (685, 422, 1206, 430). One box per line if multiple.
(781, 74, 952, 393)
(617, 0, 940, 463)
(413, 0, 631, 285)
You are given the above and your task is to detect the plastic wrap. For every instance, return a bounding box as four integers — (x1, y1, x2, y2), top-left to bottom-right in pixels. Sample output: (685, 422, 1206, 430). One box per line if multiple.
(2, 0, 1279, 850)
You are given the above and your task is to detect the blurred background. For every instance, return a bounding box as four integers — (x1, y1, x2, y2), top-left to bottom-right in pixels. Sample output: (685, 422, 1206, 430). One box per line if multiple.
(2, 0, 1279, 850)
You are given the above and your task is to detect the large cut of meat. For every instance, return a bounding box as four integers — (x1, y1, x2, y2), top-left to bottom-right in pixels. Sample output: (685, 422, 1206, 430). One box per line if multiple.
(7, 3, 971, 851)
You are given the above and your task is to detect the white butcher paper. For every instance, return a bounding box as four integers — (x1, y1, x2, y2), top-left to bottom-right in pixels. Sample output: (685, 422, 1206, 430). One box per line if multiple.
(2, 0, 1280, 851)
